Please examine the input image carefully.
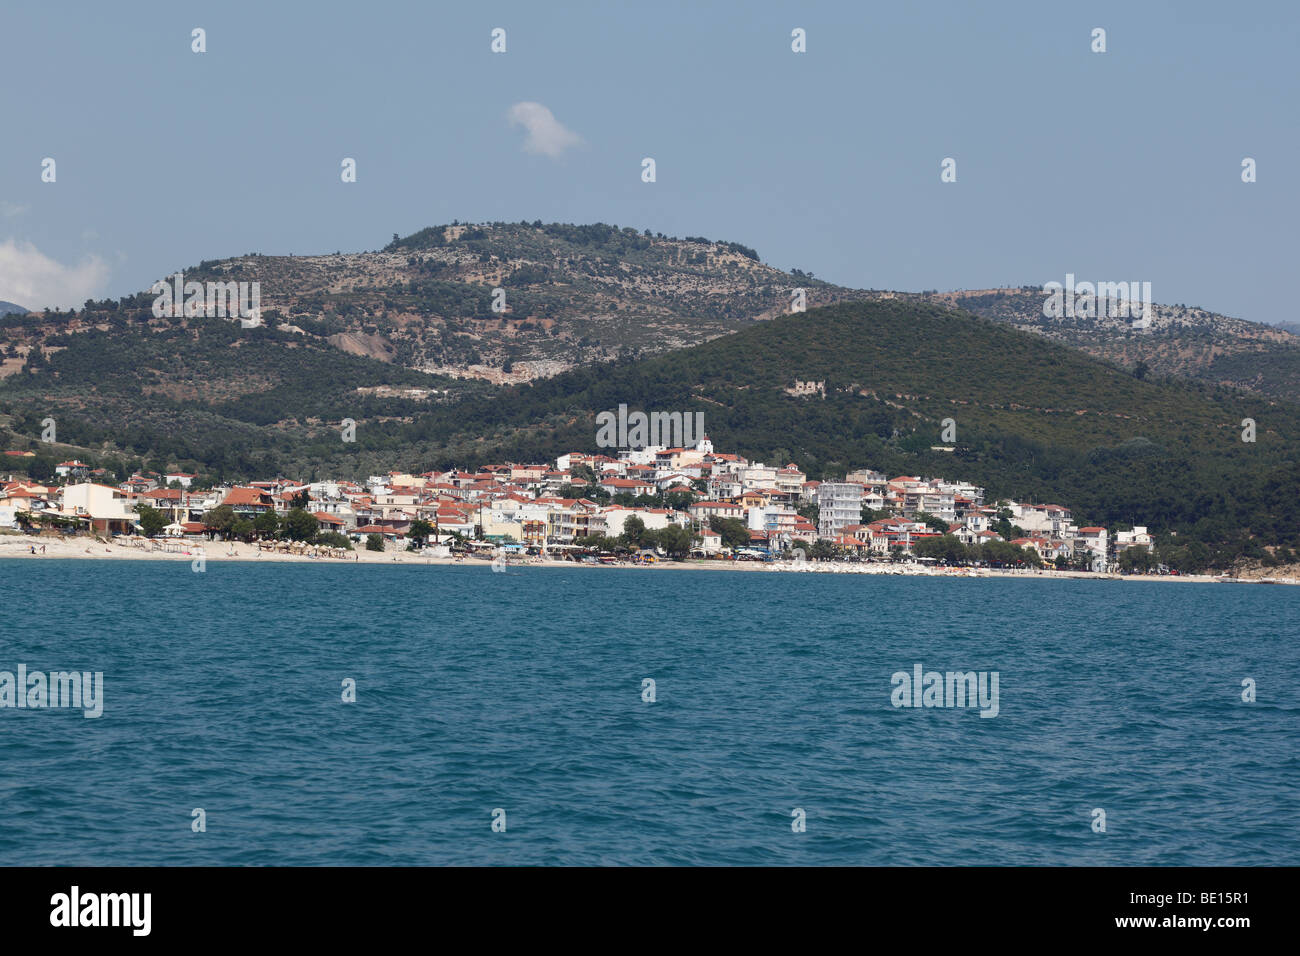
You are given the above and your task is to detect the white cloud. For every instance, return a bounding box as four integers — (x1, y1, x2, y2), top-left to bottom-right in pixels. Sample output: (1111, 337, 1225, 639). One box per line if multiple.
(0, 239, 110, 310)
(507, 101, 582, 159)
(1, 201, 30, 218)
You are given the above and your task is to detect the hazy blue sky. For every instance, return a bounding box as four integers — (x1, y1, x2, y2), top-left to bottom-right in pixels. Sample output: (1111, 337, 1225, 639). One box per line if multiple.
(1, 0, 1295, 322)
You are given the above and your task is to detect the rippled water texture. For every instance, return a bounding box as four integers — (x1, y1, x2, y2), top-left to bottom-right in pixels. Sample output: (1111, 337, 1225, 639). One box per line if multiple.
(1, 560, 1295, 865)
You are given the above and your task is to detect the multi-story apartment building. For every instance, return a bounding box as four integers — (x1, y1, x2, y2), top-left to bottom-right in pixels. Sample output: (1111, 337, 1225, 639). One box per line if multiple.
(774, 464, 807, 496)
(817, 482, 863, 540)
(739, 464, 777, 491)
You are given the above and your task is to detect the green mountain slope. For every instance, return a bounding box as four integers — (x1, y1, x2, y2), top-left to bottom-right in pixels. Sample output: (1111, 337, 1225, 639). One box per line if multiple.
(937, 287, 1300, 403)
(0, 318, 476, 481)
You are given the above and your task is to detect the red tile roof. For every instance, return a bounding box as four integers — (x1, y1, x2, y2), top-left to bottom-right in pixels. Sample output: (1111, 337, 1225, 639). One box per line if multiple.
(222, 487, 272, 507)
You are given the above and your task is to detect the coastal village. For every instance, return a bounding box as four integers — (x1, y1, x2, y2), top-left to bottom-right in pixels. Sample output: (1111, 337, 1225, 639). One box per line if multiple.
(0, 436, 1160, 573)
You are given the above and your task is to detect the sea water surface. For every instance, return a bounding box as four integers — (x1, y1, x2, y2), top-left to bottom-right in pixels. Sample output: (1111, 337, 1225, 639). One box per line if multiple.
(0, 559, 1296, 866)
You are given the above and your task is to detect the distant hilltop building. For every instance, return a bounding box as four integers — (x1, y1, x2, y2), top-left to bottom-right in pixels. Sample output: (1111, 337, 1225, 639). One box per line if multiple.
(785, 380, 825, 397)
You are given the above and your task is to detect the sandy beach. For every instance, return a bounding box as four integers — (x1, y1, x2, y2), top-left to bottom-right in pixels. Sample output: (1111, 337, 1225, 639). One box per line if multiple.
(0, 532, 744, 570)
(1, 533, 501, 567)
(4, 531, 1294, 584)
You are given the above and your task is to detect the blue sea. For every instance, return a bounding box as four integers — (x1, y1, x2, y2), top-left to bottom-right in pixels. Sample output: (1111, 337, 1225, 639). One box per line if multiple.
(0, 560, 1296, 866)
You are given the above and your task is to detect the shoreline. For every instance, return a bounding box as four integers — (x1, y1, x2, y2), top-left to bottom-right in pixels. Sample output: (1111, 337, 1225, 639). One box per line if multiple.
(2, 534, 1294, 585)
